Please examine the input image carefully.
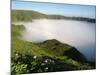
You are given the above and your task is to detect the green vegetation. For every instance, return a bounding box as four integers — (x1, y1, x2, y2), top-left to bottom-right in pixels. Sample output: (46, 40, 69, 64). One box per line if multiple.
(11, 23, 95, 75)
(12, 10, 96, 23)
(37, 39, 87, 62)
(11, 10, 47, 22)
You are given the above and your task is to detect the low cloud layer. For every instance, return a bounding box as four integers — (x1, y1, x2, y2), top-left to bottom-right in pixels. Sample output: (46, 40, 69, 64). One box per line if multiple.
(15, 19, 96, 62)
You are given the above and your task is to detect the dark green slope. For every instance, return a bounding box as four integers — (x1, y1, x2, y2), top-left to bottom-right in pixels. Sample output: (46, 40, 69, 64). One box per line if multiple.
(37, 39, 86, 62)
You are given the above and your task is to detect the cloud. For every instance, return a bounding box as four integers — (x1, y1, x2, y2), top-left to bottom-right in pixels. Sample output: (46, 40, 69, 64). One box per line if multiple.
(17, 19, 95, 61)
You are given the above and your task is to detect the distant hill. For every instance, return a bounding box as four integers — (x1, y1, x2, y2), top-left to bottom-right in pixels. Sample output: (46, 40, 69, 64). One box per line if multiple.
(12, 10, 96, 23)
(11, 10, 47, 21)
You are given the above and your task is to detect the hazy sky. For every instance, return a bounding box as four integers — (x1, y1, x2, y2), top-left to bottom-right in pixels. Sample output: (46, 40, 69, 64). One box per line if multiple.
(12, 0, 96, 18)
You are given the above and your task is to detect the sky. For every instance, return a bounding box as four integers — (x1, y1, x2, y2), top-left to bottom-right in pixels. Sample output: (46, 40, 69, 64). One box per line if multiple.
(12, 0, 96, 18)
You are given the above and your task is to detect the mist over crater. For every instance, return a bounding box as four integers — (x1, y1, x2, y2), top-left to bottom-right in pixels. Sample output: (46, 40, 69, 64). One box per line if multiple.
(13, 19, 96, 62)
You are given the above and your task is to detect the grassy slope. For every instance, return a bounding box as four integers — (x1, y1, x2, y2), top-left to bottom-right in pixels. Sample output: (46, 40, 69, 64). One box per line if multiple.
(37, 39, 87, 62)
(11, 24, 52, 57)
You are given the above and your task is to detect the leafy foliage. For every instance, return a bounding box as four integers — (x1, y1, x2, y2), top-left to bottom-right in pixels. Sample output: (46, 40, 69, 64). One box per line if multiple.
(11, 62, 29, 74)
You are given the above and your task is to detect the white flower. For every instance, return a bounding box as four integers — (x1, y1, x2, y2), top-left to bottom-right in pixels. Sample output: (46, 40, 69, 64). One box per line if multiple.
(45, 67, 48, 70)
(33, 56, 37, 59)
(15, 53, 18, 56)
(44, 60, 48, 63)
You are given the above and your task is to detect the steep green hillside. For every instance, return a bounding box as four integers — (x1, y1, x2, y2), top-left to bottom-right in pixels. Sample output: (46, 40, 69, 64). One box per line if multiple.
(11, 24, 95, 74)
